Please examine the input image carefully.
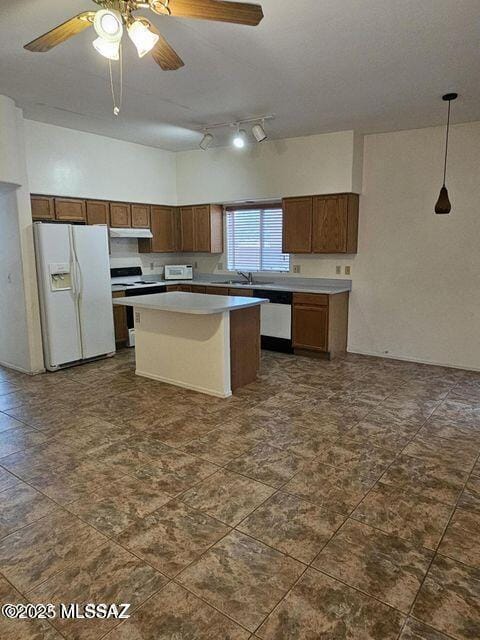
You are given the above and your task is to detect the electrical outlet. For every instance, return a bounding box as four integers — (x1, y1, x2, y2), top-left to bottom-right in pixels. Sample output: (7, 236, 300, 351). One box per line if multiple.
(293, 265, 301, 274)
(134, 312, 141, 324)
(336, 266, 341, 275)
(217, 262, 223, 271)
(150, 262, 154, 271)
(345, 266, 351, 275)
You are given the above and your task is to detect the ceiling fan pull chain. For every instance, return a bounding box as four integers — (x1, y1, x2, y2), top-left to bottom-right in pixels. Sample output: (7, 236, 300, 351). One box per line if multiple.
(109, 43, 124, 116)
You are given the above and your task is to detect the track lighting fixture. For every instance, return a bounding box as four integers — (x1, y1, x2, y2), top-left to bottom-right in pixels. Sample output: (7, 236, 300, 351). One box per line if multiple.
(199, 132, 214, 151)
(196, 115, 274, 150)
(252, 122, 267, 142)
(233, 127, 247, 149)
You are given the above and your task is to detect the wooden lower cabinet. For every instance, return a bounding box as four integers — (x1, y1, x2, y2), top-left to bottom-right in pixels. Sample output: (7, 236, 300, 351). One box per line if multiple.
(293, 292, 349, 359)
(228, 288, 253, 297)
(190, 285, 207, 293)
(230, 306, 261, 390)
(112, 292, 128, 345)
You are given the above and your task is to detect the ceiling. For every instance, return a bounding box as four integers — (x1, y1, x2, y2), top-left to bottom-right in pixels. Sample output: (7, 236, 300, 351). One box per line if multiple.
(1, 0, 479, 151)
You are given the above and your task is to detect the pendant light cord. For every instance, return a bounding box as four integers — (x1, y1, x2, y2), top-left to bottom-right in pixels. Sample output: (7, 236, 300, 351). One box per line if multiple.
(108, 43, 123, 116)
(442, 98, 451, 186)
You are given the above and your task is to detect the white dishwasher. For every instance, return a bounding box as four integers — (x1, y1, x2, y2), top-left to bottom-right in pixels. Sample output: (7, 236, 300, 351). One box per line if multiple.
(257, 290, 293, 353)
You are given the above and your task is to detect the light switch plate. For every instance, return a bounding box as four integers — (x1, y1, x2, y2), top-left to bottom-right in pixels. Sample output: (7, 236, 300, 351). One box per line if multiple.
(336, 266, 341, 275)
(293, 265, 301, 274)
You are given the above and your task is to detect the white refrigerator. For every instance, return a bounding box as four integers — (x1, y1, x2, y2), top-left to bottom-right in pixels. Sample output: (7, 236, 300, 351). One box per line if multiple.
(34, 223, 116, 371)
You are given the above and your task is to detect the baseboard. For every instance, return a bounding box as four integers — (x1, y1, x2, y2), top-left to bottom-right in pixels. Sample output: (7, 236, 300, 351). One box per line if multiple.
(135, 369, 232, 398)
(0, 360, 46, 376)
(347, 347, 480, 373)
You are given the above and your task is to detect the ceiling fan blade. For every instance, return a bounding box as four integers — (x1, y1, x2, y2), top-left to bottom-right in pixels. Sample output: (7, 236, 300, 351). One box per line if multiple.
(147, 21, 185, 70)
(150, 0, 263, 26)
(24, 12, 95, 52)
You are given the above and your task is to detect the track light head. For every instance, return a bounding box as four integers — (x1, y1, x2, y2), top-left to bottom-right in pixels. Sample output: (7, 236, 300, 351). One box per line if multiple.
(233, 128, 247, 149)
(199, 132, 214, 150)
(252, 122, 267, 142)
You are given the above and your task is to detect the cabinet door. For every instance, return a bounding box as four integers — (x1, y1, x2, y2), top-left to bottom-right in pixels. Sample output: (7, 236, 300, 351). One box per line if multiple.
(31, 195, 55, 221)
(229, 288, 253, 297)
(131, 204, 150, 228)
(112, 292, 128, 344)
(110, 202, 131, 228)
(150, 206, 176, 252)
(312, 195, 348, 253)
(292, 304, 328, 351)
(180, 207, 194, 252)
(191, 285, 207, 293)
(282, 197, 312, 253)
(173, 209, 182, 251)
(177, 284, 192, 292)
(86, 200, 109, 225)
(55, 198, 86, 222)
(206, 287, 229, 296)
(193, 205, 211, 252)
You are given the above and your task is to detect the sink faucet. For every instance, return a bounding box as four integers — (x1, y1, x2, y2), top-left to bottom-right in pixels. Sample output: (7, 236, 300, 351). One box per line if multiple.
(237, 271, 254, 285)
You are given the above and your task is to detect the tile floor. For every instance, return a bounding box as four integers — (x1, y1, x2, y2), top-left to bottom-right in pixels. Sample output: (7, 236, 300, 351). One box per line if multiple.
(0, 349, 479, 639)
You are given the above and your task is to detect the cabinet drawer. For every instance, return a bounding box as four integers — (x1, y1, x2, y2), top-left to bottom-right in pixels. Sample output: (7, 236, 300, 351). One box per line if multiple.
(293, 293, 329, 306)
(191, 285, 207, 293)
(205, 286, 229, 296)
(55, 198, 86, 222)
(229, 288, 253, 297)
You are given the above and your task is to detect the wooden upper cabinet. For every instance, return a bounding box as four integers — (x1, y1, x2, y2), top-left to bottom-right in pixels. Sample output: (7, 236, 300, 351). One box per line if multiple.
(54, 198, 86, 222)
(180, 207, 195, 252)
(110, 202, 131, 228)
(312, 194, 358, 253)
(140, 206, 176, 253)
(86, 200, 109, 225)
(283, 193, 359, 255)
(131, 204, 150, 228)
(31, 195, 55, 221)
(193, 205, 211, 252)
(282, 197, 313, 253)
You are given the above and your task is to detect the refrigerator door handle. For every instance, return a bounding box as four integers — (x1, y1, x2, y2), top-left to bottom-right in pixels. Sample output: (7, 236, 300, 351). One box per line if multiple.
(69, 228, 84, 357)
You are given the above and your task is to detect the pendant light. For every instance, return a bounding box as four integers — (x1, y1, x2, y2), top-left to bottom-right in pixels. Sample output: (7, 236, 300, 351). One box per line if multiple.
(435, 92, 457, 214)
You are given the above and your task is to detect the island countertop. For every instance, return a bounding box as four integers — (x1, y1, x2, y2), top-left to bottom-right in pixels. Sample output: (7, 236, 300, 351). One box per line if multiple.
(112, 291, 269, 315)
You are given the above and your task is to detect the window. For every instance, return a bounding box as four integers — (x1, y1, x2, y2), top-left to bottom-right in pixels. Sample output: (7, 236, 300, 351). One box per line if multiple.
(226, 206, 290, 272)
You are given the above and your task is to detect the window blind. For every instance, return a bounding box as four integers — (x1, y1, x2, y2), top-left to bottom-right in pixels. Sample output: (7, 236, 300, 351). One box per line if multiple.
(226, 207, 290, 272)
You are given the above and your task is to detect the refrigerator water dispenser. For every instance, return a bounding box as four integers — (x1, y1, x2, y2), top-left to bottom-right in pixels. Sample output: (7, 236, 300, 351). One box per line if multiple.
(49, 263, 72, 291)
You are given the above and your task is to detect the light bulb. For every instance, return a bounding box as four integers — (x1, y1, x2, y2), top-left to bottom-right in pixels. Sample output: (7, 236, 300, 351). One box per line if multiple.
(93, 37, 120, 60)
(93, 9, 123, 42)
(128, 20, 159, 58)
(233, 129, 247, 148)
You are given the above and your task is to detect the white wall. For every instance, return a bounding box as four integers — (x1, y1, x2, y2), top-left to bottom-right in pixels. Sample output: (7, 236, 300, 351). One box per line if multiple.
(0, 98, 44, 374)
(24, 120, 177, 205)
(176, 130, 360, 205)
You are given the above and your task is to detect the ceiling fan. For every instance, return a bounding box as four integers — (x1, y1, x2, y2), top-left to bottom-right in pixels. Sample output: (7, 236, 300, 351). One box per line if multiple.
(24, 0, 264, 70)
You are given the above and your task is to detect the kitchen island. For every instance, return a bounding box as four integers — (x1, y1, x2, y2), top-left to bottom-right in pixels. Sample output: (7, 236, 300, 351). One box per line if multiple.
(113, 292, 268, 397)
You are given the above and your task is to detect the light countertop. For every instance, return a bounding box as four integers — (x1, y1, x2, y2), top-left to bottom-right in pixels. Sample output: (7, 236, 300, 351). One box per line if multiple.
(111, 275, 352, 295)
(112, 291, 269, 315)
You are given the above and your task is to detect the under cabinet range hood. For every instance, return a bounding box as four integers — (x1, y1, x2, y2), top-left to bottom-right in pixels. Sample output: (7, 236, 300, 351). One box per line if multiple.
(109, 228, 153, 239)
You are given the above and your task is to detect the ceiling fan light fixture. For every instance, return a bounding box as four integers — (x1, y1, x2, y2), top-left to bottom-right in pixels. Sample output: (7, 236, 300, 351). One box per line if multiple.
(233, 127, 247, 149)
(199, 132, 214, 150)
(128, 20, 160, 58)
(92, 37, 120, 60)
(252, 122, 267, 142)
(93, 9, 123, 42)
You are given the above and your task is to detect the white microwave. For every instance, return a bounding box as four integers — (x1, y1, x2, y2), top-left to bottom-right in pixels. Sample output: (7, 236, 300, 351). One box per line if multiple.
(164, 265, 193, 280)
